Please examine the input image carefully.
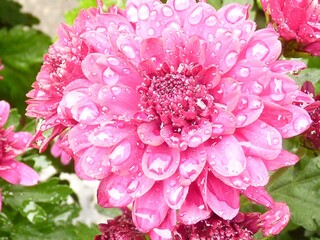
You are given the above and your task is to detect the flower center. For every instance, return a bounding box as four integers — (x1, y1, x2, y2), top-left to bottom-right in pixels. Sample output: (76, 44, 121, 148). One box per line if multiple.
(139, 63, 214, 127)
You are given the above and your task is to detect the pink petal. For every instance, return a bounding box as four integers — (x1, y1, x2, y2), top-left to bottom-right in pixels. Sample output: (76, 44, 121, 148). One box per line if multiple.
(0, 101, 9, 128)
(126, 168, 155, 198)
(226, 59, 272, 95)
(260, 202, 290, 236)
(88, 122, 136, 147)
(196, 66, 220, 89)
(97, 83, 141, 119)
(8, 132, 32, 152)
(181, 119, 212, 148)
(67, 124, 93, 154)
(160, 125, 187, 151)
(163, 172, 189, 209)
(179, 146, 207, 186)
(132, 182, 169, 232)
(211, 107, 236, 136)
(137, 121, 164, 146)
(140, 38, 165, 68)
(134, 2, 181, 39)
(218, 3, 249, 24)
(243, 28, 281, 64)
(277, 105, 312, 138)
(97, 174, 133, 208)
(212, 77, 240, 112)
(206, 135, 246, 177)
(261, 73, 299, 105)
(181, 35, 206, 65)
(142, 144, 180, 180)
(149, 208, 176, 240)
(246, 156, 269, 187)
(178, 182, 211, 225)
(263, 149, 299, 171)
(237, 120, 282, 160)
(213, 169, 251, 190)
(259, 101, 293, 128)
(75, 146, 111, 180)
(243, 186, 274, 208)
(199, 171, 240, 220)
(233, 95, 264, 127)
(0, 160, 39, 186)
(109, 134, 145, 176)
(269, 60, 306, 73)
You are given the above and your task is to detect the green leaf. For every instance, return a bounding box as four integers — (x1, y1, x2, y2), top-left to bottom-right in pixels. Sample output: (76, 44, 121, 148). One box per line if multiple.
(3, 108, 20, 129)
(267, 155, 320, 231)
(0, 26, 51, 115)
(2, 178, 73, 207)
(64, 0, 126, 25)
(0, 0, 39, 28)
(20, 201, 47, 224)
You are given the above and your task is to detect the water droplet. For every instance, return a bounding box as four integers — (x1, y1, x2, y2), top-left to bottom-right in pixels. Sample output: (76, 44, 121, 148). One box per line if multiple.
(248, 41, 270, 60)
(109, 141, 131, 166)
(189, 136, 203, 147)
(293, 115, 310, 133)
(225, 51, 238, 67)
(239, 67, 250, 77)
(225, 5, 245, 23)
(162, 5, 174, 17)
(111, 85, 122, 96)
(123, 68, 130, 74)
(188, 6, 203, 25)
(107, 57, 120, 65)
(205, 15, 217, 27)
(252, 81, 263, 94)
(148, 28, 155, 36)
(121, 45, 136, 59)
(127, 179, 140, 194)
(174, 0, 190, 11)
(236, 114, 247, 126)
(138, 4, 150, 20)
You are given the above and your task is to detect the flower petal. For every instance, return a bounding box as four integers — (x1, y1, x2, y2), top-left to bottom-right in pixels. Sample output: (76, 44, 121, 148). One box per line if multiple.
(163, 172, 189, 209)
(0, 160, 39, 186)
(97, 174, 133, 208)
(206, 135, 246, 177)
(0, 101, 10, 128)
(178, 182, 211, 225)
(132, 182, 169, 232)
(237, 120, 282, 160)
(263, 149, 299, 171)
(199, 170, 240, 220)
(179, 146, 207, 186)
(142, 144, 180, 180)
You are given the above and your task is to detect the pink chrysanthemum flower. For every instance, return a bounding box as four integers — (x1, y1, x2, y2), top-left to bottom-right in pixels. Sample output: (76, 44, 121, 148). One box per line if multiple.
(0, 101, 39, 210)
(26, 0, 312, 236)
(260, 0, 320, 56)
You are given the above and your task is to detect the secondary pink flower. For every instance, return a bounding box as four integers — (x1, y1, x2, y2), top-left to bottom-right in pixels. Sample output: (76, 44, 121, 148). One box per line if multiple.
(26, 0, 312, 235)
(0, 100, 39, 210)
(260, 0, 320, 56)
